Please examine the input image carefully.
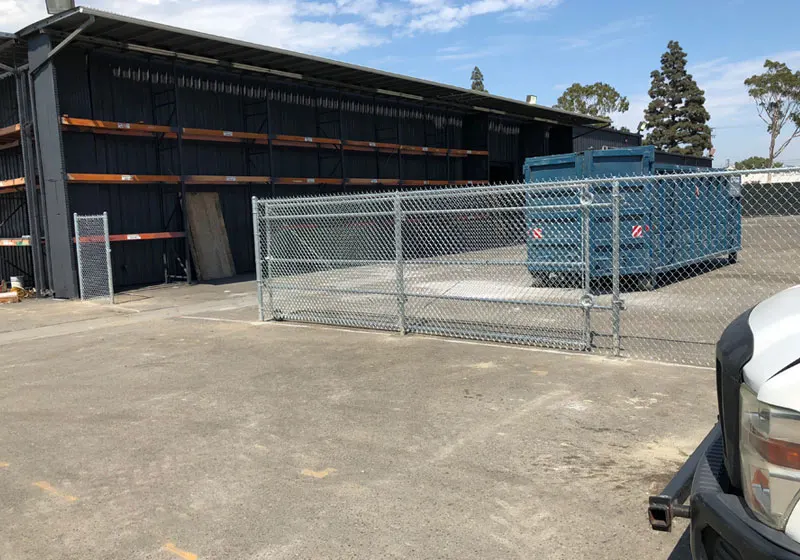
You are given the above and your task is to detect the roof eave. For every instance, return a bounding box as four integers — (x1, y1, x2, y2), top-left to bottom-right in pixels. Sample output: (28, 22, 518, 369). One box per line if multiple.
(14, 6, 85, 38)
(13, 6, 607, 126)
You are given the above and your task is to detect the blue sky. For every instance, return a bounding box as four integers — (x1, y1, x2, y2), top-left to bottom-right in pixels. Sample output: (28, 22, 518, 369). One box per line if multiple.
(5, 0, 800, 166)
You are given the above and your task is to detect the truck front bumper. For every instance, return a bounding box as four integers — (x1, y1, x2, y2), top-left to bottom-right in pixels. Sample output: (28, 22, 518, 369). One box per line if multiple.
(691, 491, 800, 560)
(649, 424, 800, 560)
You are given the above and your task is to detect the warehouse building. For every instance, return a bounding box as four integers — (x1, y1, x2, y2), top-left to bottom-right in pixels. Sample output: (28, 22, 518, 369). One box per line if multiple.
(0, 6, 620, 298)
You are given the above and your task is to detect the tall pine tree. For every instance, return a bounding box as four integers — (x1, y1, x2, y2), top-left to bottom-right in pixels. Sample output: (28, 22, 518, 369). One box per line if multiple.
(643, 41, 712, 157)
(470, 66, 486, 92)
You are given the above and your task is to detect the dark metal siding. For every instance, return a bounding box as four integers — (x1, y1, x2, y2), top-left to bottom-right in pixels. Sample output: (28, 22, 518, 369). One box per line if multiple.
(654, 151, 713, 168)
(572, 126, 642, 152)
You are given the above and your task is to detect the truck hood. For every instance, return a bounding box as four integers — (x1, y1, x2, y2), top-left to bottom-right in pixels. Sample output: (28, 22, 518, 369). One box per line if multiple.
(743, 285, 800, 406)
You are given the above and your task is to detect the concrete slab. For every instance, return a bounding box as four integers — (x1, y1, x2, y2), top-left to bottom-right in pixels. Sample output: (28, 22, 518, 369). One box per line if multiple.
(0, 288, 711, 559)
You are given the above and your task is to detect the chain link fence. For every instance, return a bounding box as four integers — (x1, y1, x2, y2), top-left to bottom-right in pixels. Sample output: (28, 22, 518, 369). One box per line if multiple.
(253, 167, 800, 367)
(617, 168, 800, 365)
(74, 212, 114, 303)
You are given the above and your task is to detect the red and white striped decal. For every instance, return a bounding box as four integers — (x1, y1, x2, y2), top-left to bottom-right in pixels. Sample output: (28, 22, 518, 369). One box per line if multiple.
(632, 225, 643, 238)
(531, 227, 543, 239)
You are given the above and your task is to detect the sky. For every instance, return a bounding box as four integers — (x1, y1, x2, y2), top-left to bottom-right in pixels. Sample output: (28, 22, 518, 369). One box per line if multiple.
(3, 0, 800, 167)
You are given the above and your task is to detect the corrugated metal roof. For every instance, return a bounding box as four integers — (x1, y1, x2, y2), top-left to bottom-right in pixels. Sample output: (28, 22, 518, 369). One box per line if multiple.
(13, 7, 605, 126)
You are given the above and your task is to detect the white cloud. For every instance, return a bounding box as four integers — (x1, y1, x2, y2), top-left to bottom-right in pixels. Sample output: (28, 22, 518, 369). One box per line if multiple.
(0, 0, 50, 31)
(557, 15, 650, 51)
(407, 0, 560, 33)
(691, 52, 800, 164)
(90, 0, 384, 54)
(690, 51, 800, 122)
(433, 35, 522, 61)
(1, 0, 561, 54)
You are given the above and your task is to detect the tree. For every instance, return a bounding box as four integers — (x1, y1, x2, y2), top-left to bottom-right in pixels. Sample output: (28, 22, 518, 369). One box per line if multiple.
(744, 60, 800, 167)
(554, 82, 629, 120)
(642, 41, 712, 157)
(734, 156, 784, 170)
(470, 66, 486, 92)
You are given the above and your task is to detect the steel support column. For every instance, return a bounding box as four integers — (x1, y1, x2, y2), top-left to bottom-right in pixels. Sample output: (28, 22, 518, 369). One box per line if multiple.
(28, 33, 78, 298)
(265, 85, 275, 198)
(339, 93, 346, 184)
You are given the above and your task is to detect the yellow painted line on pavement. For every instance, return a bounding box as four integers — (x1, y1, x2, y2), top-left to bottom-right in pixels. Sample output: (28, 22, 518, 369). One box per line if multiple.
(163, 543, 198, 560)
(32, 481, 78, 502)
(301, 468, 337, 479)
(0, 462, 9, 468)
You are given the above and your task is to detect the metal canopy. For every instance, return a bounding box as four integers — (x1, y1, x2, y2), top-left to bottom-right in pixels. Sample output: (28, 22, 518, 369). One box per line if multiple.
(13, 7, 605, 126)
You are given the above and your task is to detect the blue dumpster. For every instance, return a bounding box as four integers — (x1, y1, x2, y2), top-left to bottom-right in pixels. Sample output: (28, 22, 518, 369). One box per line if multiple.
(522, 146, 742, 289)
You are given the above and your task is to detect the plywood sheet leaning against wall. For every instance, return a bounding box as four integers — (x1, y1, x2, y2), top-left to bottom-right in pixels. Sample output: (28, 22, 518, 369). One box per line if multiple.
(185, 192, 236, 281)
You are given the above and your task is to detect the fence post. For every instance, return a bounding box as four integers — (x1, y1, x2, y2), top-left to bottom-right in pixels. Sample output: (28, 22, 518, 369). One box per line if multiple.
(580, 185, 592, 351)
(264, 200, 276, 319)
(73, 213, 83, 300)
(102, 212, 114, 304)
(611, 180, 622, 357)
(394, 192, 406, 334)
(252, 197, 264, 321)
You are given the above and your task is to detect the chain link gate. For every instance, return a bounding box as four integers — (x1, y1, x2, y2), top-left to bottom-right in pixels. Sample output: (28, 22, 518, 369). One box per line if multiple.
(253, 167, 800, 366)
(253, 182, 619, 352)
(74, 212, 114, 303)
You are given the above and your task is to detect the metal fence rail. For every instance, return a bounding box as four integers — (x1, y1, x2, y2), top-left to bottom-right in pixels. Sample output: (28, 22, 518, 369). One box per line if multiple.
(254, 167, 800, 366)
(74, 212, 114, 303)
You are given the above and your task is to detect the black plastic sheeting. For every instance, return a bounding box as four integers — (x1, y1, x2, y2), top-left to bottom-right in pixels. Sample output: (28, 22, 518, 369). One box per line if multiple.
(0, 192, 33, 283)
(0, 76, 18, 128)
(0, 146, 24, 179)
(53, 47, 568, 287)
(0, 75, 32, 284)
(0, 76, 23, 183)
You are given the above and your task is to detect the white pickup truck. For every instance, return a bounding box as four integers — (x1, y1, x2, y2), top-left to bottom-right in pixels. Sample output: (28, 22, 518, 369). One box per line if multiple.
(649, 285, 800, 559)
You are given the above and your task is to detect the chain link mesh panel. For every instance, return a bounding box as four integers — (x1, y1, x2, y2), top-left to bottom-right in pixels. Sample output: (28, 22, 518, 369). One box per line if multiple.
(254, 167, 800, 367)
(254, 184, 613, 350)
(74, 213, 114, 303)
(615, 168, 800, 366)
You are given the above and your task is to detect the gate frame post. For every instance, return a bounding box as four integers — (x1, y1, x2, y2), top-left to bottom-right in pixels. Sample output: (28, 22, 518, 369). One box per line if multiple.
(611, 180, 622, 356)
(102, 212, 114, 304)
(73, 213, 83, 300)
(264, 199, 276, 319)
(394, 191, 406, 334)
(252, 197, 264, 321)
(580, 184, 593, 351)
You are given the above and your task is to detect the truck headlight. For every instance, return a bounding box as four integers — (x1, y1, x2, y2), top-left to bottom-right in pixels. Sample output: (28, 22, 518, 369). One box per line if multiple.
(740, 384, 800, 530)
